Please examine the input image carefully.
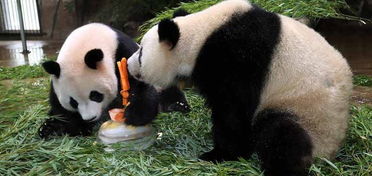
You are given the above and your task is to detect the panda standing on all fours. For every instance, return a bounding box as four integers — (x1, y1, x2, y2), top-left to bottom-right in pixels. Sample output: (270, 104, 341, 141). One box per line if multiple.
(39, 23, 190, 139)
(127, 0, 353, 175)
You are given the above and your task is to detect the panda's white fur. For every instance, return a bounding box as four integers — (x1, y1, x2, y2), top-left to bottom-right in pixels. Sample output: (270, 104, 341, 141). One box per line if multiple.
(257, 15, 352, 157)
(40, 23, 191, 139)
(53, 23, 119, 120)
(128, 0, 352, 174)
(256, 15, 352, 157)
(129, 0, 252, 88)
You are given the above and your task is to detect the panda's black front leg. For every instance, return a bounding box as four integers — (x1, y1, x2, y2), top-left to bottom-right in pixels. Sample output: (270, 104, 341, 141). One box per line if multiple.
(159, 86, 190, 113)
(124, 83, 159, 126)
(199, 109, 255, 162)
(39, 87, 95, 139)
(39, 115, 95, 139)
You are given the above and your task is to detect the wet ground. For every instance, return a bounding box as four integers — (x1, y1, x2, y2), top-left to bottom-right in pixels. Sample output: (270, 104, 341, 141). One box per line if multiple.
(0, 40, 62, 67)
(316, 19, 372, 76)
(352, 86, 372, 107)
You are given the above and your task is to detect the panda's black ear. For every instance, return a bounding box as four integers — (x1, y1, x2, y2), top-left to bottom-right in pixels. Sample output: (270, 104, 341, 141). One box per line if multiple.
(85, 49, 103, 69)
(173, 9, 189, 18)
(42, 61, 60, 78)
(158, 19, 180, 50)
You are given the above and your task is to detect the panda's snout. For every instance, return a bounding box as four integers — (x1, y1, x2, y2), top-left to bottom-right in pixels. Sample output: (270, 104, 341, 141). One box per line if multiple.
(87, 116, 98, 122)
(127, 54, 142, 80)
(135, 74, 141, 79)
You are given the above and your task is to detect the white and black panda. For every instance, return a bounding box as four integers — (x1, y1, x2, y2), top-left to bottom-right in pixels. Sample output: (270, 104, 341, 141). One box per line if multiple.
(127, 0, 353, 175)
(39, 23, 190, 139)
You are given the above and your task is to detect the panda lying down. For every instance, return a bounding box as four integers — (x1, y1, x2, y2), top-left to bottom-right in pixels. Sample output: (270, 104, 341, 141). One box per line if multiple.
(39, 23, 190, 139)
(127, 0, 353, 176)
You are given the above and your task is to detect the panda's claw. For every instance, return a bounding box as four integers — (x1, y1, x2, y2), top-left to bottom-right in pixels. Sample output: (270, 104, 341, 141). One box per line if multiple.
(199, 148, 238, 163)
(39, 118, 59, 139)
(165, 101, 191, 113)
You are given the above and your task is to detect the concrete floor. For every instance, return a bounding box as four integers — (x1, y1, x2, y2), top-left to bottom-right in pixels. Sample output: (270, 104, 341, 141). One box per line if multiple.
(0, 40, 62, 67)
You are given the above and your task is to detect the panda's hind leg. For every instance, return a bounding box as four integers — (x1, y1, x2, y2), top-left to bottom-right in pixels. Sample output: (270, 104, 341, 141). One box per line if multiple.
(253, 109, 313, 176)
(159, 86, 190, 113)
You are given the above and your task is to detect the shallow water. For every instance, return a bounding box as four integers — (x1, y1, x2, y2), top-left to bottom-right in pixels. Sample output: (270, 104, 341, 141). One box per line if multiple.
(0, 40, 62, 67)
(352, 86, 372, 107)
(316, 19, 372, 76)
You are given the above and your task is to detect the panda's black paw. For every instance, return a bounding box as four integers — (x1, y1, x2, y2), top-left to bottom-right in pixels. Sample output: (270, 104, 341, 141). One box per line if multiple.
(199, 148, 237, 163)
(163, 101, 190, 113)
(38, 118, 65, 139)
(124, 103, 157, 126)
(39, 118, 93, 139)
(124, 115, 148, 126)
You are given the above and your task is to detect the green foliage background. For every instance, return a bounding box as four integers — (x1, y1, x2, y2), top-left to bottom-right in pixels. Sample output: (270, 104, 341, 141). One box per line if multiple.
(0, 64, 371, 175)
(1, 0, 371, 175)
(137, 0, 354, 40)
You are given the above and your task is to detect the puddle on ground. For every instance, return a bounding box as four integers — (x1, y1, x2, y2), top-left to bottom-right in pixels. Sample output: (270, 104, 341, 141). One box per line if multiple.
(316, 19, 372, 76)
(0, 40, 62, 67)
(352, 86, 372, 107)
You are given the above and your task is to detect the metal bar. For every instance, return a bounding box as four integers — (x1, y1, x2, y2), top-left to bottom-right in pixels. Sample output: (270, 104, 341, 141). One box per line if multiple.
(11, 0, 16, 31)
(31, 0, 39, 32)
(4, 0, 10, 32)
(37, 0, 42, 33)
(0, 0, 41, 34)
(10, 0, 16, 33)
(16, 0, 29, 53)
(27, 0, 33, 32)
(30, 0, 35, 32)
(50, 0, 61, 38)
(0, 1, 6, 32)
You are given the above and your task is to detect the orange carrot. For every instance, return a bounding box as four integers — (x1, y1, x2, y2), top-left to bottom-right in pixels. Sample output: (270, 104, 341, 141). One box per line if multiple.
(109, 58, 131, 122)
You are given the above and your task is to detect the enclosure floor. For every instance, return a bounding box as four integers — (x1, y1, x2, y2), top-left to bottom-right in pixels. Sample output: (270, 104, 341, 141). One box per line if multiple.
(0, 40, 62, 67)
(316, 19, 372, 76)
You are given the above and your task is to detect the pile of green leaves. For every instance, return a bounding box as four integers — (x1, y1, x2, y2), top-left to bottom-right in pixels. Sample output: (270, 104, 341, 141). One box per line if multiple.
(138, 0, 352, 41)
(0, 64, 371, 175)
(354, 75, 372, 87)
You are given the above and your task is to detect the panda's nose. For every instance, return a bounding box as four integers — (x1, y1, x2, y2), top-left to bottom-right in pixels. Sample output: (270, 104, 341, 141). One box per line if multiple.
(87, 116, 97, 122)
(135, 74, 141, 79)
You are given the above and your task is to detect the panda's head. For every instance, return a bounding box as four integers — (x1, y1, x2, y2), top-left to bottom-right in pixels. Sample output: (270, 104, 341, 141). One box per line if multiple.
(42, 23, 121, 121)
(128, 1, 251, 90)
(127, 20, 180, 90)
(43, 48, 118, 121)
(127, 9, 198, 90)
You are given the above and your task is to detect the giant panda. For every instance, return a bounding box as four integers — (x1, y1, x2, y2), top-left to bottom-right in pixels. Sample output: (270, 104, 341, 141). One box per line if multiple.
(127, 0, 353, 175)
(39, 23, 190, 139)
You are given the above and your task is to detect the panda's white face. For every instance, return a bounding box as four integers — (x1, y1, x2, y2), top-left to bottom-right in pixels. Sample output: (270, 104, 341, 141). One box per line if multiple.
(128, 26, 181, 89)
(52, 67, 117, 121)
(50, 48, 118, 121)
(42, 23, 120, 121)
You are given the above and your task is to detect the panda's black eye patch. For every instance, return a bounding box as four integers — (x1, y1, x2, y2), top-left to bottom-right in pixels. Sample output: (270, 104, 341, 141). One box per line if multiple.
(69, 97, 78, 109)
(89, 91, 104, 103)
(138, 47, 143, 66)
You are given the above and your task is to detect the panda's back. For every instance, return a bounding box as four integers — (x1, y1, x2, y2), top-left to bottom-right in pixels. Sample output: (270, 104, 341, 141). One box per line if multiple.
(257, 15, 353, 158)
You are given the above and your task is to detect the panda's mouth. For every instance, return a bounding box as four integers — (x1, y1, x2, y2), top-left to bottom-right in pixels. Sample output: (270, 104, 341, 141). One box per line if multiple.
(86, 116, 99, 122)
(135, 74, 141, 80)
